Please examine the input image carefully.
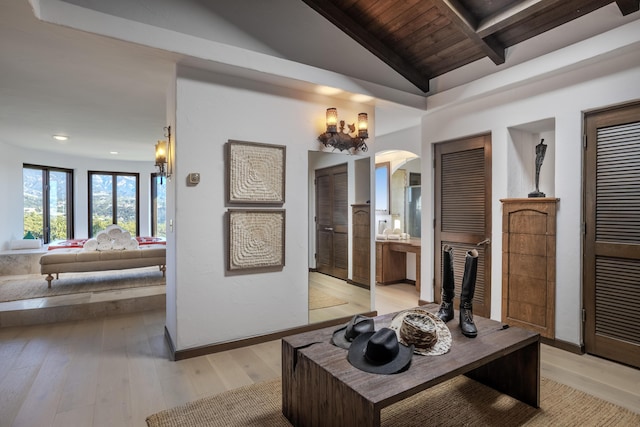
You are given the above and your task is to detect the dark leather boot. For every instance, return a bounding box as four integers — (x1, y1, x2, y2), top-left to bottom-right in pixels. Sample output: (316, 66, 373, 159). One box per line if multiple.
(459, 249, 478, 338)
(436, 245, 455, 322)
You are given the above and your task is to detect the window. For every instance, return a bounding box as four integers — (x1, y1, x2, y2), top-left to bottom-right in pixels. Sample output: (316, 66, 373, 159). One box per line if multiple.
(88, 171, 139, 237)
(151, 173, 166, 238)
(23, 164, 74, 244)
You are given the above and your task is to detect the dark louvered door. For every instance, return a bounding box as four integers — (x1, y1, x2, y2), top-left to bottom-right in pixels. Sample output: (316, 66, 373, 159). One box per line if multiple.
(434, 134, 492, 317)
(315, 164, 348, 279)
(584, 102, 640, 369)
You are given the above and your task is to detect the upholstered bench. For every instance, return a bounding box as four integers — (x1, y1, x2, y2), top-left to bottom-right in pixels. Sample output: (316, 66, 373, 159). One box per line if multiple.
(39, 245, 166, 288)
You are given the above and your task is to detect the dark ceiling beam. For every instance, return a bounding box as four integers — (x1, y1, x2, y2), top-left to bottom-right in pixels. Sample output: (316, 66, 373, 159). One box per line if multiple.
(300, 0, 431, 92)
(476, 0, 567, 38)
(615, 0, 640, 15)
(436, 0, 505, 65)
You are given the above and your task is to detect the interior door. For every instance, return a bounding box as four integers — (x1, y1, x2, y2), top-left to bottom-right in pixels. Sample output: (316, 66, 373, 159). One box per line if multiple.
(434, 134, 492, 318)
(584, 101, 640, 369)
(315, 164, 348, 280)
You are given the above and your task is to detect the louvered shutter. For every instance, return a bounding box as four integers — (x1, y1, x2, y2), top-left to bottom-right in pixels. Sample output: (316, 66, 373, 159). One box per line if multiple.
(585, 103, 640, 369)
(594, 123, 640, 348)
(442, 149, 485, 234)
(435, 135, 491, 318)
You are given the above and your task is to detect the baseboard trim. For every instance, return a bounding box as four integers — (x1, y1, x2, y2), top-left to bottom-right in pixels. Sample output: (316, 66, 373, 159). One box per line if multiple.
(346, 279, 370, 290)
(170, 310, 378, 361)
(415, 301, 585, 356)
(541, 337, 585, 354)
(164, 326, 177, 361)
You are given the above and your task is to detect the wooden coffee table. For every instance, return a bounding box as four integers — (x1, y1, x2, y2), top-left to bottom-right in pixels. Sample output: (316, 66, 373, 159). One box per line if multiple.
(282, 304, 539, 427)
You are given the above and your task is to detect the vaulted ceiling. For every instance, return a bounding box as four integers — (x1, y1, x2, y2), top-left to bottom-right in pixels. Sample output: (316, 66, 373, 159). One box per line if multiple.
(302, 0, 640, 92)
(1, 0, 638, 161)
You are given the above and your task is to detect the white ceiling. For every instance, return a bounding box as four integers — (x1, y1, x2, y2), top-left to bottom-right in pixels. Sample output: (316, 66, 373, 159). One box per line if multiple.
(0, 0, 180, 161)
(0, 0, 637, 161)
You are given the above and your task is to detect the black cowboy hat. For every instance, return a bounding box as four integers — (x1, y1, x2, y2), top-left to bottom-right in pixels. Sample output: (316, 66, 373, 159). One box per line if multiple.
(347, 327, 414, 374)
(331, 314, 376, 349)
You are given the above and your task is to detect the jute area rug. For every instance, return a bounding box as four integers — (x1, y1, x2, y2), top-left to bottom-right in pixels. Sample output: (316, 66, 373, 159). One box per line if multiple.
(146, 376, 640, 427)
(308, 287, 347, 310)
(0, 267, 165, 303)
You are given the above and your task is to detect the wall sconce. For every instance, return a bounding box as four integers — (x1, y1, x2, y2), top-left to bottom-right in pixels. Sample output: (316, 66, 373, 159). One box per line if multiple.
(317, 108, 368, 153)
(155, 125, 172, 183)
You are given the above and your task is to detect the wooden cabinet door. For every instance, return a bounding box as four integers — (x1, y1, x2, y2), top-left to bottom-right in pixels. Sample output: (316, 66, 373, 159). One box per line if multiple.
(501, 198, 557, 339)
(375, 242, 406, 284)
(352, 205, 370, 287)
(375, 243, 383, 283)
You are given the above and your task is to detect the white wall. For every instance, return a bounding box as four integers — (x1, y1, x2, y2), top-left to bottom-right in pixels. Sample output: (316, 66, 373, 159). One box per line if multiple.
(0, 141, 23, 248)
(8, 1, 639, 354)
(59, 0, 282, 57)
(170, 66, 374, 351)
(0, 142, 156, 251)
(375, 125, 421, 155)
(164, 66, 178, 347)
(421, 42, 640, 346)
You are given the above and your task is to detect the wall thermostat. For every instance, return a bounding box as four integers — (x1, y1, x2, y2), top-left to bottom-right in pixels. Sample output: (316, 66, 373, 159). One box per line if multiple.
(188, 172, 200, 185)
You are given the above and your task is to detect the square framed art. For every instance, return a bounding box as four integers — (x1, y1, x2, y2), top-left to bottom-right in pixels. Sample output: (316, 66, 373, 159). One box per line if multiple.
(227, 209, 285, 271)
(226, 140, 286, 204)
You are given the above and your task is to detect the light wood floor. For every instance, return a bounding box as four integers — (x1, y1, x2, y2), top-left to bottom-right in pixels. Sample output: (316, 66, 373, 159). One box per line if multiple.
(308, 272, 420, 323)
(1, 277, 638, 427)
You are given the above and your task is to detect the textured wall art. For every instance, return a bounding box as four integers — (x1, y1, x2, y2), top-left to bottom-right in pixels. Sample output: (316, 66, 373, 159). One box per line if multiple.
(226, 140, 286, 204)
(227, 209, 285, 271)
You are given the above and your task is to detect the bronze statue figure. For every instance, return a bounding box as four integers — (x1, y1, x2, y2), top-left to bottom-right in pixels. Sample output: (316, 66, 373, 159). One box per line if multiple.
(528, 139, 547, 198)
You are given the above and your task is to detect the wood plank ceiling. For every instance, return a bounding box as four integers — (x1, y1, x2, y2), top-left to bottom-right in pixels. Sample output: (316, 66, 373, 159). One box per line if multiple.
(301, 0, 640, 92)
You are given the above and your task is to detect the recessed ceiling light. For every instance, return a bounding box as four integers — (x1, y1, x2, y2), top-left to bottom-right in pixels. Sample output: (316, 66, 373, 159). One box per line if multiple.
(52, 135, 68, 141)
(351, 94, 373, 103)
(315, 86, 343, 96)
(110, 151, 119, 155)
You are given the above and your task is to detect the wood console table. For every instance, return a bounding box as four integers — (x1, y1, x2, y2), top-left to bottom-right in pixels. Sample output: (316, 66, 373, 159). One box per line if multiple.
(282, 304, 540, 427)
(375, 239, 421, 291)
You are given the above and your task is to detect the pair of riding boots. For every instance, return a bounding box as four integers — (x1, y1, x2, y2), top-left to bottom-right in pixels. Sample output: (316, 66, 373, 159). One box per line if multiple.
(436, 245, 478, 338)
